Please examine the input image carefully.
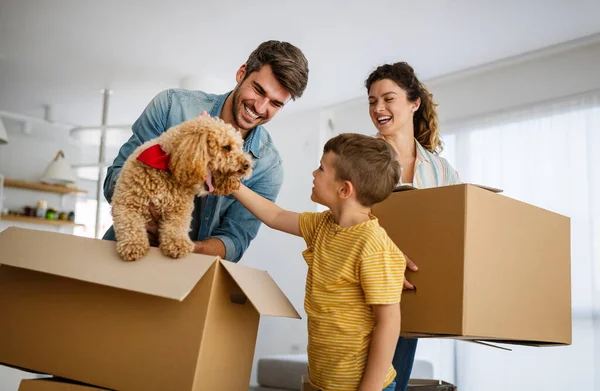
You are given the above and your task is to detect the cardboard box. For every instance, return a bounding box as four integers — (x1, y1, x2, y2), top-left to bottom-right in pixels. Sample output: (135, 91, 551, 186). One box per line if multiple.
(372, 184, 571, 346)
(407, 379, 457, 390)
(0, 227, 300, 391)
(19, 378, 109, 391)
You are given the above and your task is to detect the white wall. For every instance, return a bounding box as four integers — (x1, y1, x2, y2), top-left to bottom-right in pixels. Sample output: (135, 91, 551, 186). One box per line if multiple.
(0, 120, 82, 234)
(431, 39, 600, 125)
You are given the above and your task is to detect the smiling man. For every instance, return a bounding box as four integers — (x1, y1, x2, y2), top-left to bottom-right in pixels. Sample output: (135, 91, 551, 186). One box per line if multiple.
(102, 41, 309, 262)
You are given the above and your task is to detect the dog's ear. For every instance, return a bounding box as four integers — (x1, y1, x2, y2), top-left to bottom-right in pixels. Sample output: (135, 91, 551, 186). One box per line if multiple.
(169, 129, 209, 187)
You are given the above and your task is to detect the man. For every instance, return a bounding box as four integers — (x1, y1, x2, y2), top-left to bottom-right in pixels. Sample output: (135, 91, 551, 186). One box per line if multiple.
(102, 40, 309, 262)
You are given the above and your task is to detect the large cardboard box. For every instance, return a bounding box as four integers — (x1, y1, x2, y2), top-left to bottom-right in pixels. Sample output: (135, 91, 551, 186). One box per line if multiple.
(0, 227, 300, 391)
(372, 184, 571, 346)
(19, 378, 109, 391)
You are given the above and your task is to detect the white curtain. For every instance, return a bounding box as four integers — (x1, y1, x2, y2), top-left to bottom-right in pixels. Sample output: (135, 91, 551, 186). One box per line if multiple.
(440, 92, 600, 391)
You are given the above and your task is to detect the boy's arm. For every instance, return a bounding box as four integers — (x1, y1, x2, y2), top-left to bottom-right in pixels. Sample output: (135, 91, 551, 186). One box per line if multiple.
(233, 183, 302, 237)
(359, 304, 401, 391)
(201, 161, 284, 262)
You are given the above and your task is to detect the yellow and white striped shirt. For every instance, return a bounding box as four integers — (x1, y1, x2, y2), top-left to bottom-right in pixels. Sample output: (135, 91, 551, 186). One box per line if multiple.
(299, 211, 406, 391)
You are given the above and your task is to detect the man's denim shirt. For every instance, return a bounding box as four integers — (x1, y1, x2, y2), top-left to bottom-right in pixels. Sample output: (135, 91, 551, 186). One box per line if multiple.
(102, 89, 284, 262)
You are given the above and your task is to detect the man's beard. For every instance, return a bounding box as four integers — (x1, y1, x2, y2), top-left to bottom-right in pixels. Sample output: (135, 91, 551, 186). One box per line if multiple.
(231, 88, 259, 132)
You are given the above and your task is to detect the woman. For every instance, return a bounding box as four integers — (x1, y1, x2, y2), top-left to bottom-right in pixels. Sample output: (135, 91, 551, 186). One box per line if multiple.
(365, 62, 460, 391)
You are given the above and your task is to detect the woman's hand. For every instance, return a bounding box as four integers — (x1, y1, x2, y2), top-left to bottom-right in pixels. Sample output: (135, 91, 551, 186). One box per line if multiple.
(403, 254, 418, 290)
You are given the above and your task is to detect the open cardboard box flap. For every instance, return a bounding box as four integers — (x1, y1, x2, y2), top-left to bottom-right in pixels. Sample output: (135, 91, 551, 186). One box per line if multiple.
(221, 260, 299, 318)
(0, 227, 300, 318)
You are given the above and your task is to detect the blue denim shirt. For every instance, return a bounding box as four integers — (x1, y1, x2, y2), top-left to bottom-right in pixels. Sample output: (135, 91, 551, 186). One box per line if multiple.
(102, 89, 284, 262)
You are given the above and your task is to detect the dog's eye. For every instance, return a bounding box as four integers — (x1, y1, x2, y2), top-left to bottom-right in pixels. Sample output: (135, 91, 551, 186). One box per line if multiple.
(222, 145, 232, 152)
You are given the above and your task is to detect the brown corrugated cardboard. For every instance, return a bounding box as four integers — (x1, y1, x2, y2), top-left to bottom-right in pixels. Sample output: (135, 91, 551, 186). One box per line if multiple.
(372, 184, 571, 346)
(19, 378, 109, 391)
(0, 227, 300, 391)
(407, 379, 457, 390)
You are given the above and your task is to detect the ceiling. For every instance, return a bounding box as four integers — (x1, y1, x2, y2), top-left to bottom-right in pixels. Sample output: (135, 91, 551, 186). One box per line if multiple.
(1, 0, 600, 128)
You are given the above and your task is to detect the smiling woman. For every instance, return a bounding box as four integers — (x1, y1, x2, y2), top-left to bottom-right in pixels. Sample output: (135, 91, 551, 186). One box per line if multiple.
(365, 61, 461, 391)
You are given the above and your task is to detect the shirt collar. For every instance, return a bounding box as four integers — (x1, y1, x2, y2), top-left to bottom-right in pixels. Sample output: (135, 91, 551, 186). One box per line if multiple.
(212, 91, 262, 159)
(415, 139, 433, 164)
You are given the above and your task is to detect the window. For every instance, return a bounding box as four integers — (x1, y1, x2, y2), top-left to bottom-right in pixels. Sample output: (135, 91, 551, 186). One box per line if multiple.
(443, 93, 600, 390)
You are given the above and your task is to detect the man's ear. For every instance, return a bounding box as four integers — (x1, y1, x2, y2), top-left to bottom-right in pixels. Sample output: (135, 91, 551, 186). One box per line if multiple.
(236, 64, 247, 84)
(339, 180, 354, 200)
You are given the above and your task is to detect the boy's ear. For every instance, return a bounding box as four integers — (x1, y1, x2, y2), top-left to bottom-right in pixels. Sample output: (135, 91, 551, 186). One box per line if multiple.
(338, 180, 354, 200)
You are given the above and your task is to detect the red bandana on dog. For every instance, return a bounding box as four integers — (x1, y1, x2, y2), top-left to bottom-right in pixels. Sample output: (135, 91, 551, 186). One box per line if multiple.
(136, 144, 170, 171)
(135, 143, 215, 192)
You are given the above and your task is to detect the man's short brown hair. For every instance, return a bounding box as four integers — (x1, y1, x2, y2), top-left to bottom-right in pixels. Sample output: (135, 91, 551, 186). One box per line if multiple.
(245, 40, 309, 100)
(324, 133, 400, 207)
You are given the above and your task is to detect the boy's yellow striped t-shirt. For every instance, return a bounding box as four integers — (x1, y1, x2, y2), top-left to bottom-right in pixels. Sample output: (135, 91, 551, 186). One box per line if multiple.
(299, 211, 406, 391)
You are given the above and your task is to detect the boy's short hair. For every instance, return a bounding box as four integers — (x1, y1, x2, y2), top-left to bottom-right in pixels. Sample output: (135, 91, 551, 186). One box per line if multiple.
(324, 133, 400, 207)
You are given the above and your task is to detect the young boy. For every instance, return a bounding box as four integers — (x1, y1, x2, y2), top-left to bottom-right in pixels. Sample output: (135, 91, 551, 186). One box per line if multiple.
(233, 133, 406, 391)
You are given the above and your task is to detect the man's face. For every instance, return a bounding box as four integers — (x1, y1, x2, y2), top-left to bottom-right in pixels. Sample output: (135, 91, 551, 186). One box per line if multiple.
(231, 64, 291, 131)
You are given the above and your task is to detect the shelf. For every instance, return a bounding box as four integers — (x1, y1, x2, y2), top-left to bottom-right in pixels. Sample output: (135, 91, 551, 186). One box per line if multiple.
(0, 214, 85, 227)
(3, 179, 87, 195)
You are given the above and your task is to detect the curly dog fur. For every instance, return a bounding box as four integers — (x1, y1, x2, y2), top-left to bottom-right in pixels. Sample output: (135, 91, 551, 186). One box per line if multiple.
(111, 116, 252, 261)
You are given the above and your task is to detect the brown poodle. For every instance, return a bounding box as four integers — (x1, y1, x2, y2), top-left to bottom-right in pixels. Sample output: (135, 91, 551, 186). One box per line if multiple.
(111, 116, 252, 261)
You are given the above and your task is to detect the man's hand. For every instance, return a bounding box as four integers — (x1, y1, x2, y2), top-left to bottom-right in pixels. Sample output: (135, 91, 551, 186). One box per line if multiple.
(192, 238, 226, 259)
(403, 254, 418, 290)
(146, 202, 160, 246)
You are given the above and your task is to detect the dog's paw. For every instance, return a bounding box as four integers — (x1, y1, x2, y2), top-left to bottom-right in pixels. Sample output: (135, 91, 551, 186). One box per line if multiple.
(160, 236, 194, 259)
(117, 240, 150, 262)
